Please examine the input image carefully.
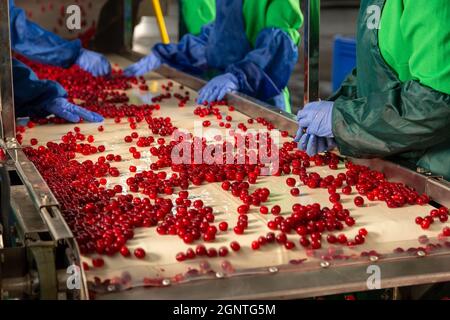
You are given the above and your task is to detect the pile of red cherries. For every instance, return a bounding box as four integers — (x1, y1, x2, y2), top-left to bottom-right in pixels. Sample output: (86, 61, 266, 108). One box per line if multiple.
(19, 59, 449, 269)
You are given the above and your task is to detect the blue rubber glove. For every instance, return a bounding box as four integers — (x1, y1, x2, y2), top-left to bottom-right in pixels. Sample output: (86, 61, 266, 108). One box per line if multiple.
(294, 101, 336, 156)
(197, 73, 239, 104)
(75, 49, 111, 77)
(43, 98, 104, 123)
(123, 54, 162, 77)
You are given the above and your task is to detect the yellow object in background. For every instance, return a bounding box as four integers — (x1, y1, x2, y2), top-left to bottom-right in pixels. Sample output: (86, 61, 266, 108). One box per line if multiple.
(151, 0, 170, 44)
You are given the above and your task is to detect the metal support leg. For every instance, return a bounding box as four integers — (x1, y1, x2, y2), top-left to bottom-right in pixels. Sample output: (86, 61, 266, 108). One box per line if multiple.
(123, 0, 134, 51)
(0, 164, 12, 247)
(304, 0, 320, 104)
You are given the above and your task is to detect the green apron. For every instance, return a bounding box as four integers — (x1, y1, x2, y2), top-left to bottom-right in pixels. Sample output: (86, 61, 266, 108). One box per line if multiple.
(331, 0, 450, 180)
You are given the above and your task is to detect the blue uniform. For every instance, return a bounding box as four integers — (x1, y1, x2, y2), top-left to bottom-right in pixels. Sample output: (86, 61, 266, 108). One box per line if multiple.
(8, 0, 104, 122)
(9, 0, 82, 68)
(125, 0, 302, 111)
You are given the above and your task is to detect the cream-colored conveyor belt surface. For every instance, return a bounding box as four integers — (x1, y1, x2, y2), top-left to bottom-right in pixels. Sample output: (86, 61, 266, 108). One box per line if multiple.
(20, 56, 449, 295)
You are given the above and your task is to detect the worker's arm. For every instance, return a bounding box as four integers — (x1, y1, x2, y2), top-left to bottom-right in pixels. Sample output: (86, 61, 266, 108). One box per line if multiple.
(152, 23, 213, 74)
(332, 0, 450, 158)
(10, 2, 82, 68)
(13, 59, 103, 122)
(224, 0, 303, 101)
(13, 58, 68, 115)
(225, 28, 298, 101)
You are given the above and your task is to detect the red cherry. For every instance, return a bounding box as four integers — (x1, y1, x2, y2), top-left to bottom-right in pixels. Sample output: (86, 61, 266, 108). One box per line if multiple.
(218, 247, 229, 257)
(342, 186, 352, 195)
(237, 204, 249, 214)
(207, 248, 218, 257)
(230, 241, 241, 251)
(193, 199, 204, 208)
(276, 232, 287, 244)
(345, 216, 355, 227)
(421, 220, 430, 230)
(219, 222, 228, 231)
(195, 245, 207, 256)
(176, 252, 186, 262)
(203, 232, 215, 242)
(337, 234, 347, 244)
(92, 258, 104, 268)
(134, 248, 146, 259)
(186, 248, 196, 259)
(183, 233, 194, 244)
(329, 193, 340, 203)
(358, 228, 368, 237)
(251, 241, 260, 250)
(285, 241, 295, 250)
(233, 226, 244, 235)
(354, 196, 364, 207)
(286, 178, 296, 187)
(120, 246, 131, 257)
(257, 236, 267, 246)
(271, 205, 281, 215)
(260, 206, 268, 214)
(267, 220, 277, 230)
(311, 240, 321, 249)
(221, 181, 230, 190)
(354, 234, 365, 244)
(132, 152, 141, 159)
(327, 234, 337, 244)
(265, 232, 275, 243)
(443, 227, 450, 237)
(290, 188, 300, 196)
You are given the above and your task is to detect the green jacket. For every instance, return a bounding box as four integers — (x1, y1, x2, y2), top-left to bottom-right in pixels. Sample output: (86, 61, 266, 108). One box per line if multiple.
(181, 0, 302, 45)
(180, 0, 216, 36)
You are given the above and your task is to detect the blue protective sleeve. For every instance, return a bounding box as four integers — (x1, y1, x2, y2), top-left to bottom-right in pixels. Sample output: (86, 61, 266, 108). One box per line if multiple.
(226, 28, 298, 101)
(9, 0, 82, 68)
(152, 23, 213, 75)
(13, 58, 67, 118)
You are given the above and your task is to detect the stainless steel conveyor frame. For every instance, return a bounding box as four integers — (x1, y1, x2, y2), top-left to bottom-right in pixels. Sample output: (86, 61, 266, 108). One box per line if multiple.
(0, 0, 88, 300)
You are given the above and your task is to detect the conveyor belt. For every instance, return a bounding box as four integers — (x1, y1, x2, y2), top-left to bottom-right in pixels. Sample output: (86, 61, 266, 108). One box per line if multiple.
(18, 55, 450, 299)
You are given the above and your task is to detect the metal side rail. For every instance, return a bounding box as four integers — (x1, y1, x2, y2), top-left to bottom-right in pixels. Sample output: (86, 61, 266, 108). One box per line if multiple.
(6, 148, 72, 241)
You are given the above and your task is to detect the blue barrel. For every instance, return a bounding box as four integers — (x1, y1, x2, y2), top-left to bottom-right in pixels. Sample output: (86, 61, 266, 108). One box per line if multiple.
(332, 35, 357, 92)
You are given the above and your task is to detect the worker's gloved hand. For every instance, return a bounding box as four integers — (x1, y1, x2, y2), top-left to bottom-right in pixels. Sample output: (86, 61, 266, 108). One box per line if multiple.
(123, 54, 162, 77)
(197, 73, 239, 104)
(75, 49, 112, 77)
(42, 98, 104, 123)
(294, 100, 336, 156)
